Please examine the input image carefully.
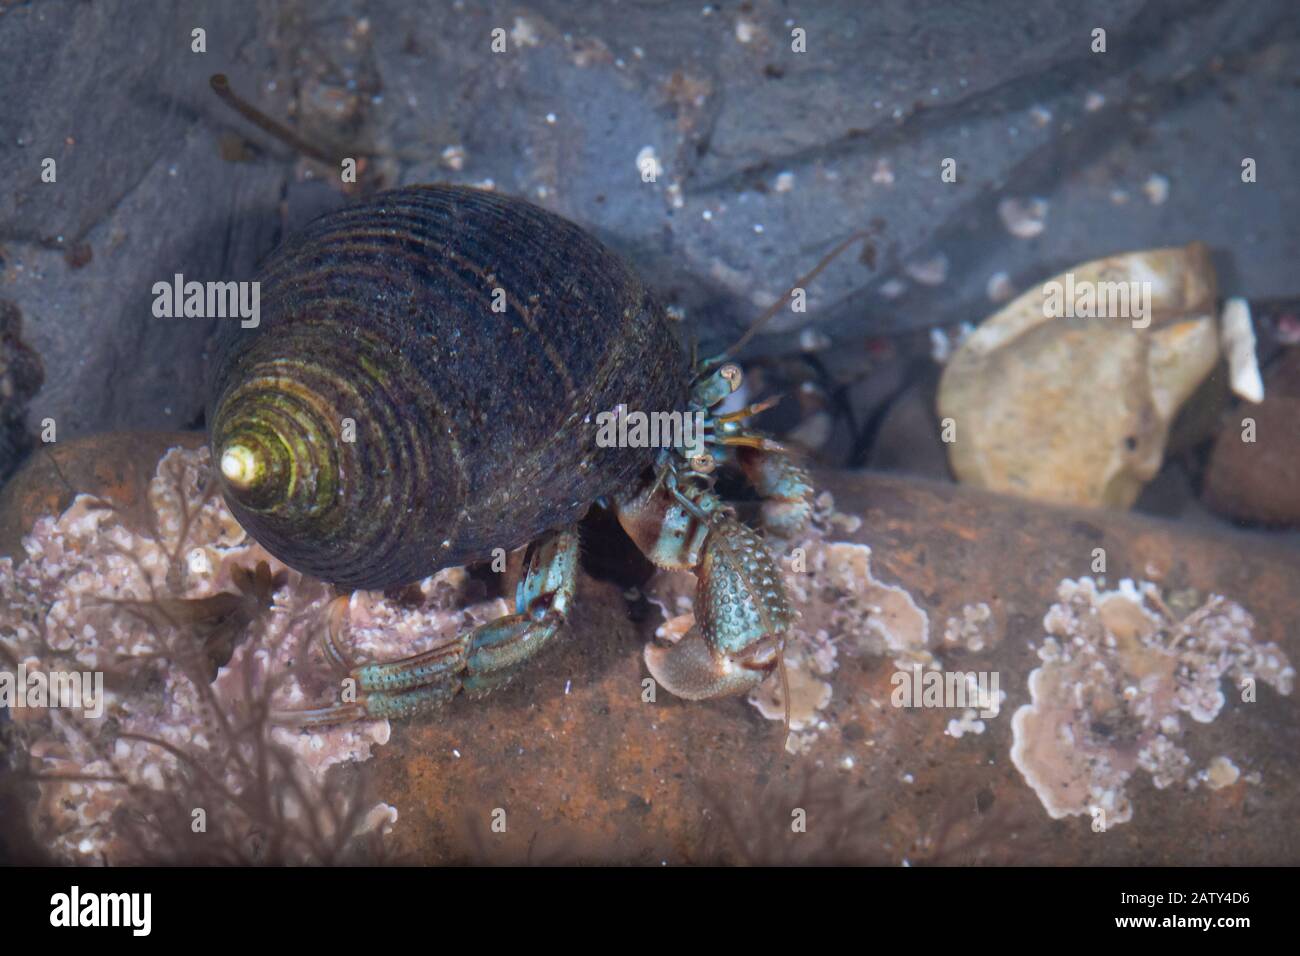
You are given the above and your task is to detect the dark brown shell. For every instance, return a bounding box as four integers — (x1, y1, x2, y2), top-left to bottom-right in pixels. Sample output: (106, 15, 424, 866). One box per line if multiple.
(209, 185, 689, 589)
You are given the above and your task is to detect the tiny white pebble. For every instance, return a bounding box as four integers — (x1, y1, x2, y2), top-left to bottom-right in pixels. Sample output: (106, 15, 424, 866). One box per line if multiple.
(1143, 173, 1169, 205)
(997, 196, 1048, 238)
(986, 271, 1014, 303)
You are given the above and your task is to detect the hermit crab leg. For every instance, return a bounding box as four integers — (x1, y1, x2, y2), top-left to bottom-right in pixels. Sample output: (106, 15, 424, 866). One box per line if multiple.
(735, 447, 814, 536)
(273, 528, 580, 726)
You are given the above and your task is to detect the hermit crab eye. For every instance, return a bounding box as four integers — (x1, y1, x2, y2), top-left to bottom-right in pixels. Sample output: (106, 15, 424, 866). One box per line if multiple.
(690, 452, 716, 474)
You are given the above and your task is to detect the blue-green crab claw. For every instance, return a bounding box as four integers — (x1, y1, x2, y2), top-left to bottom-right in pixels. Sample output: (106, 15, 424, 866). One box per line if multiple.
(646, 517, 792, 700)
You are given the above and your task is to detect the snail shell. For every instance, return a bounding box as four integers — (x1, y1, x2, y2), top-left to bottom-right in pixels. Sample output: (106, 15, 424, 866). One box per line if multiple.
(209, 185, 688, 589)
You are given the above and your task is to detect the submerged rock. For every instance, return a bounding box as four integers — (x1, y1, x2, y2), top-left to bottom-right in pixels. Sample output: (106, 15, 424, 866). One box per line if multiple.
(1202, 349, 1300, 527)
(3, 435, 1299, 864)
(938, 244, 1223, 508)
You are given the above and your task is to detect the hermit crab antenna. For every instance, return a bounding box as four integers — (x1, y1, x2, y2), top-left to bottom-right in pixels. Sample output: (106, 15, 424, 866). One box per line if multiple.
(778, 641, 792, 750)
(209, 73, 339, 165)
(712, 230, 871, 366)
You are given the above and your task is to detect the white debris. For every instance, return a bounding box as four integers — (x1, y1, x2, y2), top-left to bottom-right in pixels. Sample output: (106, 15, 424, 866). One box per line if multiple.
(997, 197, 1048, 239)
(510, 16, 541, 47)
(986, 271, 1014, 303)
(905, 253, 949, 286)
(440, 145, 467, 171)
(1202, 756, 1241, 791)
(1143, 174, 1170, 205)
(1220, 297, 1264, 404)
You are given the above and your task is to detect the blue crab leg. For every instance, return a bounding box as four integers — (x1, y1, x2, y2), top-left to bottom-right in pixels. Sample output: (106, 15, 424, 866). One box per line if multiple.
(735, 446, 814, 536)
(274, 527, 580, 726)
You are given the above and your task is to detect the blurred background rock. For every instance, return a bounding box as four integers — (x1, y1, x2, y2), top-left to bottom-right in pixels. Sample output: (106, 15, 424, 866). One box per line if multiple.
(1, 0, 1298, 524)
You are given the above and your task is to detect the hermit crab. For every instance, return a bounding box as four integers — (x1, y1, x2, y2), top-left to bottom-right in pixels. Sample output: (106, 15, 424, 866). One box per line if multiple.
(209, 183, 854, 726)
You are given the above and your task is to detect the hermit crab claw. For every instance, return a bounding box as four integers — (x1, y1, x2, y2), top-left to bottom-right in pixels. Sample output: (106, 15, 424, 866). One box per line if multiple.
(645, 516, 793, 700)
(645, 629, 777, 700)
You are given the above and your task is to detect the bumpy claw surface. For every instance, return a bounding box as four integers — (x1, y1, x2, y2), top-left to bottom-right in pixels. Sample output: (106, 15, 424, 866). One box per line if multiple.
(645, 515, 792, 700)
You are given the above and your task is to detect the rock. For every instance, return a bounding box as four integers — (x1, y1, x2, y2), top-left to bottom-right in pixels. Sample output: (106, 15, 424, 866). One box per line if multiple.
(0, 430, 205, 561)
(937, 244, 1222, 508)
(1202, 349, 1300, 526)
(3, 432, 1298, 864)
(4, 1, 1300, 443)
(0, 301, 43, 483)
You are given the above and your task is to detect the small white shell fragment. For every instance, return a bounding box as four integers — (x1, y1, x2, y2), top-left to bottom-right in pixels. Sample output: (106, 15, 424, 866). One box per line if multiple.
(879, 278, 907, 299)
(986, 271, 1014, 303)
(800, 326, 831, 351)
(930, 327, 953, 363)
(1220, 297, 1264, 404)
(510, 16, 541, 47)
(997, 197, 1048, 238)
(440, 144, 467, 171)
(905, 253, 949, 286)
(1143, 174, 1170, 205)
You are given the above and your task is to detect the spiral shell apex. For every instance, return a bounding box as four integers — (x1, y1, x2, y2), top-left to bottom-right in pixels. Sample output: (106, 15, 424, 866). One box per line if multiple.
(209, 185, 689, 590)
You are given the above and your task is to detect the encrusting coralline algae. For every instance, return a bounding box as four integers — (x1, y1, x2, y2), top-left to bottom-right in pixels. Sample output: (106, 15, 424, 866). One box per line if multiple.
(1010, 576, 1293, 827)
(0, 446, 506, 863)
